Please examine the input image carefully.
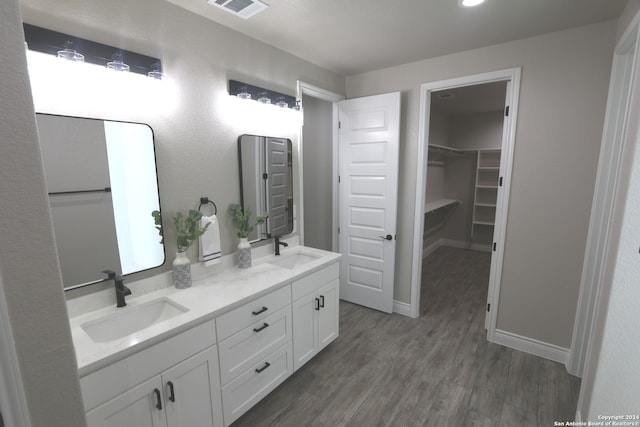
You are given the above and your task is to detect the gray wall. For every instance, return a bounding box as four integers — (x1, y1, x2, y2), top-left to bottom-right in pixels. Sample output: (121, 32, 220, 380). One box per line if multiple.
(302, 95, 334, 251)
(579, 0, 640, 418)
(0, 0, 86, 425)
(20, 0, 344, 292)
(346, 21, 616, 349)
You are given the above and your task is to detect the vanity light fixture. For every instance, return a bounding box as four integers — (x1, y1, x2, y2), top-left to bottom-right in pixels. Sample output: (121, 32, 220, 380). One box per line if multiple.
(57, 40, 84, 62)
(237, 85, 252, 99)
(275, 96, 288, 108)
(228, 80, 297, 110)
(458, 0, 486, 7)
(257, 91, 271, 104)
(106, 52, 130, 72)
(23, 23, 162, 78)
(147, 62, 166, 80)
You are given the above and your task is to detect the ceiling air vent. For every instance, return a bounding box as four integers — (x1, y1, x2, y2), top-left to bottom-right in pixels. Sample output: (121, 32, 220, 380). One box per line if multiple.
(207, 0, 268, 19)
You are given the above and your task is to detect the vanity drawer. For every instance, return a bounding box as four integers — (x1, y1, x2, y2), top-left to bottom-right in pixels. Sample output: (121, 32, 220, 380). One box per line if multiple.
(216, 285, 290, 341)
(292, 262, 339, 301)
(221, 342, 293, 425)
(218, 306, 292, 385)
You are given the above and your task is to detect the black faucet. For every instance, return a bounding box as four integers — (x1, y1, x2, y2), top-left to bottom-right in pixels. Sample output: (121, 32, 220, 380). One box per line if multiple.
(274, 236, 288, 256)
(103, 269, 132, 308)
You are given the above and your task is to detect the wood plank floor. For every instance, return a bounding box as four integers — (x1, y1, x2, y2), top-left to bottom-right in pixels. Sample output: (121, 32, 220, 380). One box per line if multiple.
(232, 246, 581, 426)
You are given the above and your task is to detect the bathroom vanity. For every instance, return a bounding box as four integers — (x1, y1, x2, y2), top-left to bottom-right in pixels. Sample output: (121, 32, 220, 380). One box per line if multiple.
(69, 245, 341, 427)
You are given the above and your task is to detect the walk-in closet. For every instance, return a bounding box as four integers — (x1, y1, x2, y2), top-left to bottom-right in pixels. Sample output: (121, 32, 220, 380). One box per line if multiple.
(422, 81, 507, 321)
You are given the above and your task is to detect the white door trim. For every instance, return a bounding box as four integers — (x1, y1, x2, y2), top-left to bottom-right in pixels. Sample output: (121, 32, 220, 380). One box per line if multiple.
(0, 280, 32, 427)
(568, 16, 640, 378)
(296, 81, 344, 251)
(411, 68, 521, 338)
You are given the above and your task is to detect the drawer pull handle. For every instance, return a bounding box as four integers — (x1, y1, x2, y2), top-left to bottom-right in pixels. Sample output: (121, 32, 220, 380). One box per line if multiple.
(319, 295, 325, 308)
(167, 381, 175, 402)
(252, 306, 268, 315)
(255, 362, 271, 373)
(153, 388, 162, 410)
(253, 322, 269, 333)
(315, 297, 320, 311)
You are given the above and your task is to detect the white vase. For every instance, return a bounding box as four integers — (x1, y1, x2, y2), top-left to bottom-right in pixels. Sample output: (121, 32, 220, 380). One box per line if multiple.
(237, 237, 251, 268)
(173, 251, 192, 289)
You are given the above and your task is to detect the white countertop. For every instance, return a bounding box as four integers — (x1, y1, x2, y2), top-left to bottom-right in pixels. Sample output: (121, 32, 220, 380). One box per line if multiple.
(68, 245, 341, 376)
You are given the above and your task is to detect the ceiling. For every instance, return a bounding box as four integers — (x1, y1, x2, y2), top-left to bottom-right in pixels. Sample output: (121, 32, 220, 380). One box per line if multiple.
(166, 0, 627, 75)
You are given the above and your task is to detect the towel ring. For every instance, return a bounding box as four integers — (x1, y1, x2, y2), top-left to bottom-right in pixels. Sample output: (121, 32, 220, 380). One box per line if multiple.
(198, 197, 217, 215)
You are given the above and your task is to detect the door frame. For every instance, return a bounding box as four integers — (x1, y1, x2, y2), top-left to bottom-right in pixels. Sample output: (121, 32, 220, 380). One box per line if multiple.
(411, 68, 521, 340)
(0, 281, 32, 427)
(296, 81, 344, 251)
(568, 15, 640, 378)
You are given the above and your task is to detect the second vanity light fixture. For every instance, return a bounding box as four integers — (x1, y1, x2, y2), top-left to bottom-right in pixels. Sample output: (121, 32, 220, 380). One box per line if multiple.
(23, 23, 164, 79)
(229, 80, 299, 111)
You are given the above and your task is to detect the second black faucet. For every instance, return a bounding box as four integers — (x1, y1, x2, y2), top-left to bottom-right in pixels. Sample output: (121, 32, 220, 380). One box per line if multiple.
(274, 236, 288, 256)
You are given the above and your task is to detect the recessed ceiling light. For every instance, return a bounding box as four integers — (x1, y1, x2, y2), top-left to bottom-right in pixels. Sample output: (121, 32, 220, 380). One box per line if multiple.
(458, 0, 486, 7)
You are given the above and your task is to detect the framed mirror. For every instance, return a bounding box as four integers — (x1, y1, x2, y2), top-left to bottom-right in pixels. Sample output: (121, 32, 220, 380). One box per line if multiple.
(238, 134, 293, 243)
(36, 113, 165, 290)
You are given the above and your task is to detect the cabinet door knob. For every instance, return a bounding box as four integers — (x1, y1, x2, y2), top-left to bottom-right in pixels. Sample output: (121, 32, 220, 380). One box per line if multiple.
(153, 388, 162, 410)
(167, 381, 175, 403)
(319, 295, 325, 308)
(315, 297, 320, 311)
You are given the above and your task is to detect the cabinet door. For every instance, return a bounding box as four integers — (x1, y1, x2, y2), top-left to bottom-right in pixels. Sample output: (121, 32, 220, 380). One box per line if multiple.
(86, 376, 168, 427)
(292, 291, 319, 371)
(163, 346, 223, 427)
(318, 279, 339, 351)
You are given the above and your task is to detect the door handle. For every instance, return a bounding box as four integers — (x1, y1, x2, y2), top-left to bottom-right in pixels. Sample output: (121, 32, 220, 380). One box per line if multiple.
(379, 234, 393, 241)
(167, 381, 175, 403)
(153, 388, 162, 410)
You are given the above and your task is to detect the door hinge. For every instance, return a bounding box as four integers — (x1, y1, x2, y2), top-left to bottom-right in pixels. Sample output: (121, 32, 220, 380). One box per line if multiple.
(338, 227, 340, 234)
(505, 106, 510, 117)
(338, 121, 341, 129)
(487, 303, 491, 312)
(262, 173, 268, 180)
(338, 175, 341, 183)
(493, 242, 497, 252)
(499, 177, 503, 187)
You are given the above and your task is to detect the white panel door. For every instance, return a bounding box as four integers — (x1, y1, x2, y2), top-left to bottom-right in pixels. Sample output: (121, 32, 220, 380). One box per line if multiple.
(339, 92, 401, 313)
(318, 279, 339, 349)
(266, 137, 289, 236)
(163, 346, 223, 427)
(86, 376, 167, 427)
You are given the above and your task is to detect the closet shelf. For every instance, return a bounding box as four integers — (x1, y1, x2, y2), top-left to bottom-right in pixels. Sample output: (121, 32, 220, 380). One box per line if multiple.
(428, 144, 464, 155)
(425, 199, 460, 215)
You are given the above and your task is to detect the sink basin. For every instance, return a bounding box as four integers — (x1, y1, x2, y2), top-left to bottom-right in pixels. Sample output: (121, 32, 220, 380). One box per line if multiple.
(81, 298, 188, 343)
(268, 252, 320, 269)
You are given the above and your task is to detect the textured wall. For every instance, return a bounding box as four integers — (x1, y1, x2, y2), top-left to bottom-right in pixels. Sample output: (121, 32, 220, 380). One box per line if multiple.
(346, 21, 616, 348)
(20, 0, 344, 296)
(0, 0, 86, 425)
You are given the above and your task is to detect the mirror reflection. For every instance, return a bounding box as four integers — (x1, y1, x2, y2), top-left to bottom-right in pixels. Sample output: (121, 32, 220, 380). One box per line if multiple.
(238, 135, 293, 243)
(36, 113, 165, 289)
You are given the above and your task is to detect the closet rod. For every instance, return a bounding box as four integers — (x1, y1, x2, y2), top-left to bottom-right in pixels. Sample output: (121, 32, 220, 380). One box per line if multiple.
(48, 187, 111, 196)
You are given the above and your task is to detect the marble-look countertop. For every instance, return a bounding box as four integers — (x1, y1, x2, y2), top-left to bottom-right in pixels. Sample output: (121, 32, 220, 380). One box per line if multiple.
(68, 244, 341, 377)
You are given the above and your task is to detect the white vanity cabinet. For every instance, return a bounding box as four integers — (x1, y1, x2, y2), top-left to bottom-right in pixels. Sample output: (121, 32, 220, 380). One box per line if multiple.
(81, 319, 223, 427)
(75, 251, 342, 427)
(217, 285, 293, 425)
(292, 262, 340, 371)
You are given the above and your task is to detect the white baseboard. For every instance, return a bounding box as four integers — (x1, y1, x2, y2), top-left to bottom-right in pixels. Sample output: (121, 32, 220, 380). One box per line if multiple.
(393, 300, 413, 317)
(493, 329, 570, 366)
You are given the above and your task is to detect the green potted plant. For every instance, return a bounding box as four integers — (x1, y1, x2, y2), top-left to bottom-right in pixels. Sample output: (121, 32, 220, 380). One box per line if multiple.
(228, 204, 267, 268)
(152, 209, 209, 288)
